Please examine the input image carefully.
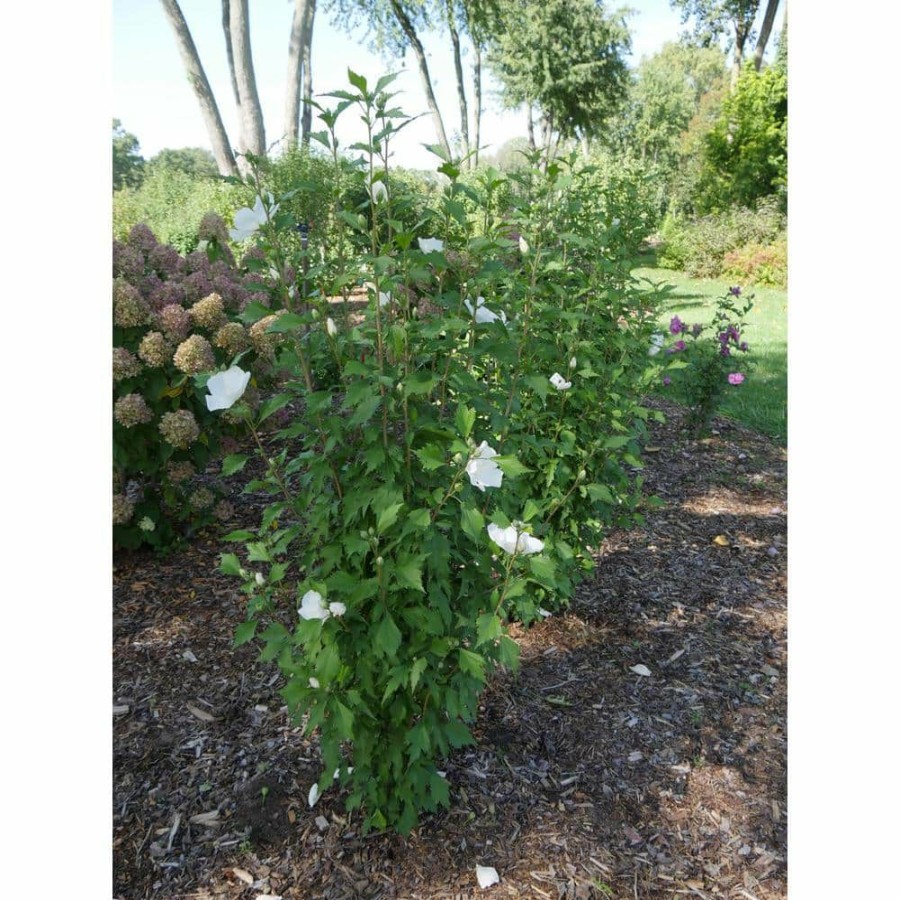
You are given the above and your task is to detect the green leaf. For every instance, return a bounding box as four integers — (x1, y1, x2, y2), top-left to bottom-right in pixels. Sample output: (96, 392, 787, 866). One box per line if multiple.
(347, 68, 368, 93)
(258, 392, 293, 424)
(476, 613, 502, 647)
(223, 529, 254, 542)
(524, 375, 549, 401)
(415, 444, 445, 471)
(373, 614, 402, 658)
(348, 394, 381, 426)
(404, 371, 436, 395)
(454, 404, 476, 439)
(407, 508, 431, 529)
(265, 312, 306, 333)
(460, 504, 484, 542)
(529, 555, 556, 587)
(444, 719, 474, 748)
(331, 700, 355, 739)
(495, 456, 530, 477)
(522, 499, 540, 522)
(587, 483, 614, 504)
(221, 454, 249, 476)
(498, 635, 520, 672)
(458, 648, 485, 680)
(409, 657, 428, 691)
(233, 621, 257, 647)
(394, 556, 425, 592)
(220, 553, 243, 576)
(376, 501, 404, 535)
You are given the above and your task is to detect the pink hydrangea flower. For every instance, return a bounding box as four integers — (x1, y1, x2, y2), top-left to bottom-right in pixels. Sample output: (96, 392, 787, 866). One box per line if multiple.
(728, 373, 745, 385)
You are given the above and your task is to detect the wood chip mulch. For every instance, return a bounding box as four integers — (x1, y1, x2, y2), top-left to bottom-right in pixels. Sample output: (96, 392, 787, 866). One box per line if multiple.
(113, 398, 787, 900)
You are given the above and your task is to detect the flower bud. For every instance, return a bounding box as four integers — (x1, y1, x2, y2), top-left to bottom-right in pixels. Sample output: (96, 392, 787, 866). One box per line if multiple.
(376, 556, 384, 567)
(255, 572, 265, 586)
(569, 356, 577, 370)
(577, 469, 587, 481)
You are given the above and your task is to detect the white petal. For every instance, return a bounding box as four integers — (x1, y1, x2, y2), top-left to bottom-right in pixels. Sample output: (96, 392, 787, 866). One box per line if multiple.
(517, 532, 544, 555)
(308, 783, 320, 807)
(476, 865, 500, 889)
(326, 318, 337, 336)
(418, 237, 444, 253)
(466, 457, 503, 492)
(538, 607, 552, 618)
(299, 590, 329, 620)
(487, 523, 518, 555)
(378, 291, 391, 307)
(308, 677, 320, 689)
(569, 356, 577, 370)
(549, 373, 571, 391)
(630, 664, 652, 677)
(328, 601, 346, 617)
(473, 441, 498, 460)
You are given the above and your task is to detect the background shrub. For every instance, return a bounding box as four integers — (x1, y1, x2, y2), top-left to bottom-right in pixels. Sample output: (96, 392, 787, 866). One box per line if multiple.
(722, 237, 787, 288)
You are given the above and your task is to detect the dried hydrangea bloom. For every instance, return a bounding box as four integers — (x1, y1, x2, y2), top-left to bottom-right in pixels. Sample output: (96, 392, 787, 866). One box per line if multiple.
(112, 241, 144, 280)
(138, 272, 162, 302)
(182, 271, 214, 303)
(198, 213, 233, 258)
(213, 499, 234, 521)
(113, 278, 150, 328)
(189, 486, 215, 510)
(173, 334, 215, 375)
(127, 223, 158, 253)
(240, 246, 267, 269)
(158, 303, 191, 342)
(183, 250, 211, 275)
(112, 493, 135, 525)
(159, 409, 200, 449)
(190, 292, 226, 331)
(113, 347, 142, 382)
(148, 280, 185, 312)
(166, 459, 196, 483)
(148, 244, 183, 279)
(213, 321, 250, 356)
(138, 331, 170, 368)
(114, 393, 154, 428)
(239, 291, 271, 314)
(249, 313, 285, 358)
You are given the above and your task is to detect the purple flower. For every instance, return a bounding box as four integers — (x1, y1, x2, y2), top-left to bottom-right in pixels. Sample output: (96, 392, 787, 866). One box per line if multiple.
(673, 340, 686, 351)
(663, 376, 671, 386)
(691, 323, 702, 338)
(669, 315, 684, 335)
(728, 372, 745, 385)
(729, 286, 742, 297)
(720, 345, 731, 357)
(739, 341, 749, 352)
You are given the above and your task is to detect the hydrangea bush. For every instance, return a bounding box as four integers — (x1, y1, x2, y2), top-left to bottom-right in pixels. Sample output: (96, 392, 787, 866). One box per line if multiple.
(112, 220, 280, 549)
(656, 286, 754, 436)
(214, 72, 667, 833)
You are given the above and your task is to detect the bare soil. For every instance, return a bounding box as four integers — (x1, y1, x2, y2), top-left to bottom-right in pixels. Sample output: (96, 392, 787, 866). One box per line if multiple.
(113, 399, 786, 899)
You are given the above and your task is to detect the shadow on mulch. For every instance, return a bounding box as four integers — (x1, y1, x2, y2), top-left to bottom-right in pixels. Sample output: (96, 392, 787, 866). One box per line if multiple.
(113, 399, 786, 900)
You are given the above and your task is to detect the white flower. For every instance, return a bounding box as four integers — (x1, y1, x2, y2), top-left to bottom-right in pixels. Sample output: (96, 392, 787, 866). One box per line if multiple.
(648, 333, 665, 356)
(229, 194, 278, 242)
(549, 372, 572, 391)
(476, 865, 500, 889)
(612, 217, 621, 228)
(370, 178, 388, 203)
(333, 766, 354, 779)
(326, 317, 337, 337)
(378, 291, 391, 308)
(255, 572, 265, 586)
(308, 677, 320, 689)
(205, 365, 251, 411)
(464, 296, 507, 325)
(308, 782, 321, 808)
(298, 590, 330, 620)
(328, 601, 346, 617)
(465, 441, 503, 492)
(418, 237, 444, 254)
(569, 356, 577, 370)
(518, 235, 530, 254)
(538, 607, 552, 618)
(487, 523, 544, 556)
(137, 516, 155, 532)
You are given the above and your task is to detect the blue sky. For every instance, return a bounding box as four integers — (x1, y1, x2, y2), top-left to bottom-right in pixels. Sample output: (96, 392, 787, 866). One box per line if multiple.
(114, 0, 689, 168)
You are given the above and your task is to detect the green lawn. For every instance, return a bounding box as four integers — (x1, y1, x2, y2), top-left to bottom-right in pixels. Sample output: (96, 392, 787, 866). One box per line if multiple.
(632, 259, 787, 445)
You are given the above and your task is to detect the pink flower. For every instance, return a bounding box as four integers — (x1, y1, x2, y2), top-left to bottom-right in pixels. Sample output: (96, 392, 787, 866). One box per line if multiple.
(728, 373, 745, 385)
(669, 315, 683, 335)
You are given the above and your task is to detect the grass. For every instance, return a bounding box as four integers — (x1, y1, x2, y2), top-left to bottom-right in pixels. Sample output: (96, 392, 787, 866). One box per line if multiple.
(632, 251, 787, 445)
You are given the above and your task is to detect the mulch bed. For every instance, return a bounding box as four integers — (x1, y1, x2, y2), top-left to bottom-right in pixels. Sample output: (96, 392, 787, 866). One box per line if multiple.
(113, 399, 786, 900)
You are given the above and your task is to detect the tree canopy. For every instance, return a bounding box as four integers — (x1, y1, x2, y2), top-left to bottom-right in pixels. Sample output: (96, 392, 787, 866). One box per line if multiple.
(113, 119, 145, 191)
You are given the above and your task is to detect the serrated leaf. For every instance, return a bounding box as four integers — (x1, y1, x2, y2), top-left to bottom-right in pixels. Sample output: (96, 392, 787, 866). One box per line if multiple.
(376, 501, 403, 535)
(409, 657, 428, 691)
(454, 404, 476, 439)
(220, 553, 243, 576)
(258, 392, 293, 424)
(495, 455, 530, 477)
(374, 614, 402, 658)
(587, 483, 614, 504)
(460, 504, 484, 542)
(233, 621, 257, 647)
(394, 557, 425, 592)
(415, 444, 445, 471)
(476, 613, 501, 647)
(221, 454, 249, 477)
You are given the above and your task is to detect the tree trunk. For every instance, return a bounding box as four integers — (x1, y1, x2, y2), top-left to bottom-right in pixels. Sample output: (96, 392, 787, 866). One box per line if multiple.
(730, 21, 750, 88)
(229, 0, 266, 158)
(389, 0, 452, 160)
(221, 1, 242, 115)
(284, 0, 316, 147)
(473, 43, 482, 167)
(527, 105, 536, 151)
(753, 0, 780, 71)
(445, 0, 470, 165)
(301, 1, 316, 146)
(159, 0, 237, 176)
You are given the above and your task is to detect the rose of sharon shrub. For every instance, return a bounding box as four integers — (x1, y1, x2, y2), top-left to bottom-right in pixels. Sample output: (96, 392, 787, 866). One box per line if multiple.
(215, 75, 666, 835)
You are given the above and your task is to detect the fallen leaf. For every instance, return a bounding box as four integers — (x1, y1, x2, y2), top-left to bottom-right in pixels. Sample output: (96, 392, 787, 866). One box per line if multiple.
(476, 865, 500, 889)
(315, 815, 329, 831)
(630, 664, 652, 677)
(628, 751, 644, 762)
(190, 810, 220, 826)
(713, 534, 730, 547)
(186, 702, 217, 723)
(182, 650, 198, 663)
(623, 824, 643, 845)
(230, 867, 253, 885)
(113, 705, 130, 716)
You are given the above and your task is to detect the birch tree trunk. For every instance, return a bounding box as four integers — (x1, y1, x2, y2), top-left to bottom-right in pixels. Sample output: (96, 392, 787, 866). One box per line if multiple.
(221, 0, 242, 115)
(389, 0, 452, 160)
(473, 42, 482, 167)
(445, 0, 470, 165)
(301, 2, 316, 145)
(160, 0, 237, 176)
(753, 0, 780, 71)
(229, 0, 266, 158)
(284, 0, 317, 147)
